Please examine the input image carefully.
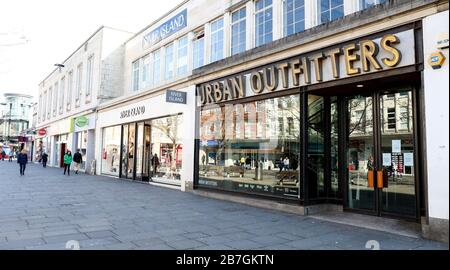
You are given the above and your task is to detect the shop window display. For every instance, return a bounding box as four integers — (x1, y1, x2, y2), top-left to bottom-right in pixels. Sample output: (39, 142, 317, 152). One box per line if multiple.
(198, 94, 300, 199)
(101, 126, 121, 176)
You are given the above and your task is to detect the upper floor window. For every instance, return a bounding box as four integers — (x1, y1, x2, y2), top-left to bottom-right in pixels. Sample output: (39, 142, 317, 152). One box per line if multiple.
(255, 0, 273, 47)
(67, 70, 73, 111)
(76, 63, 83, 106)
(141, 54, 152, 89)
(53, 82, 58, 116)
(59, 77, 65, 115)
(284, 0, 305, 37)
(210, 18, 224, 62)
(153, 50, 161, 85)
(319, 0, 344, 24)
(47, 87, 52, 119)
(193, 32, 205, 69)
(177, 36, 189, 76)
(231, 7, 247, 56)
(164, 43, 175, 80)
(360, 0, 385, 10)
(86, 55, 94, 98)
(132, 60, 140, 91)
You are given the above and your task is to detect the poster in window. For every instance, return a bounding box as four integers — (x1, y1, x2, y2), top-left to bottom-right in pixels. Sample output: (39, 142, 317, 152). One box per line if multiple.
(404, 153, 414, 167)
(392, 140, 402, 153)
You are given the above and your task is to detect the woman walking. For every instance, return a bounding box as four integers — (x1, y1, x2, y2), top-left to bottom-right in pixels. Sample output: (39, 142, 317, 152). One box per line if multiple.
(63, 150, 73, 176)
(17, 149, 28, 176)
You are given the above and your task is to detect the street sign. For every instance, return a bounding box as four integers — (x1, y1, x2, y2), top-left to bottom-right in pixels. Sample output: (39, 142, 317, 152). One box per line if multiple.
(166, 90, 187, 104)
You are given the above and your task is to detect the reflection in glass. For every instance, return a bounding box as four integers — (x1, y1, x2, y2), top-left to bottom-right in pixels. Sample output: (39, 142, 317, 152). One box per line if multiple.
(127, 124, 136, 179)
(347, 95, 375, 211)
(136, 123, 144, 178)
(151, 114, 183, 184)
(121, 125, 129, 178)
(308, 95, 325, 198)
(101, 126, 121, 176)
(198, 94, 300, 199)
(380, 90, 416, 216)
(330, 98, 339, 197)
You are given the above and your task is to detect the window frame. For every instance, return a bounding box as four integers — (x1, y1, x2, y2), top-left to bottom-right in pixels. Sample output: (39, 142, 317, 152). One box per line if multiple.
(210, 17, 225, 63)
(254, 0, 274, 47)
(231, 6, 247, 56)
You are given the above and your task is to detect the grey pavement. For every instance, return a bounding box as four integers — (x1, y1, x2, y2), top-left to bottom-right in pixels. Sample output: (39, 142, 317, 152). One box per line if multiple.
(0, 161, 447, 250)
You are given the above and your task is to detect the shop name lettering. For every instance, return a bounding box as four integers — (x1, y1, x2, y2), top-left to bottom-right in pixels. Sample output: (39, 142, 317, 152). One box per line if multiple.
(120, 106, 146, 119)
(143, 9, 187, 47)
(198, 34, 402, 105)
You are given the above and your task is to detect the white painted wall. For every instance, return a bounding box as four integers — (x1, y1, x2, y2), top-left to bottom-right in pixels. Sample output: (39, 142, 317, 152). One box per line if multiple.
(423, 10, 449, 221)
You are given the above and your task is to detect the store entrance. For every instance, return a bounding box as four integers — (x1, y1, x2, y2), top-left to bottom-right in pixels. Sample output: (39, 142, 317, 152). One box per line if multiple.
(345, 88, 417, 219)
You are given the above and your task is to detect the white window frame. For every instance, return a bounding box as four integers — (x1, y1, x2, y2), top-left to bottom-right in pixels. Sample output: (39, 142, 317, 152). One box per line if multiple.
(210, 17, 225, 63)
(177, 36, 189, 76)
(231, 7, 247, 56)
(132, 59, 140, 91)
(358, 0, 385, 10)
(59, 77, 65, 115)
(86, 54, 94, 101)
(153, 49, 161, 85)
(192, 31, 205, 69)
(47, 87, 52, 119)
(318, 0, 344, 24)
(75, 63, 83, 107)
(283, 0, 305, 37)
(164, 43, 175, 80)
(141, 54, 152, 89)
(255, 0, 274, 47)
(53, 82, 58, 116)
(67, 70, 73, 111)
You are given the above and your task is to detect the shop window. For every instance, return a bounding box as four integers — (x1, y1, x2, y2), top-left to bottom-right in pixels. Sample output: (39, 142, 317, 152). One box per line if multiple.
(198, 94, 300, 199)
(231, 7, 247, 55)
(210, 18, 224, 62)
(283, 0, 305, 37)
(255, 0, 273, 47)
(318, 0, 344, 24)
(101, 126, 121, 177)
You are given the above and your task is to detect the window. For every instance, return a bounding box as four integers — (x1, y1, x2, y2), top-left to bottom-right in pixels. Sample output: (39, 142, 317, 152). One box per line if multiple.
(319, 0, 344, 24)
(76, 63, 83, 106)
(41, 92, 46, 121)
(38, 95, 42, 123)
(164, 43, 175, 80)
(59, 77, 65, 114)
(193, 32, 205, 69)
(284, 0, 305, 37)
(231, 7, 247, 55)
(360, 0, 385, 10)
(67, 71, 73, 111)
(177, 36, 188, 76)
(255, 0, 273, 47)
(399, 106, 409, 130)
(141, 54, 152, 89)
(86, 55, 94, 98)
(53, 82, 58, 116)
(210, 18, 225, 62)
(387, 107, 396, 130)
(47, 87, 52, 119)
(132, 60, 140, 91)
(153, 50, 161, 85)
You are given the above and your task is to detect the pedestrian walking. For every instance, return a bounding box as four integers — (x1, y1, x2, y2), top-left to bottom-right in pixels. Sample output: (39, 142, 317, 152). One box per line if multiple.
(63, 150, 73, 176)
(8, 148, 15, 162)
(17, 149, 28, 176)
(41, 152, 48, 168)
(0, 149, 5, 161)
(73, 149, 82, 174)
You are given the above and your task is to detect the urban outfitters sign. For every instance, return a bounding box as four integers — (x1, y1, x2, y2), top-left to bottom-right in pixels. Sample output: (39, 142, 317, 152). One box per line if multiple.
(143, 9, 187, 48)
(197, 30, 416, 105)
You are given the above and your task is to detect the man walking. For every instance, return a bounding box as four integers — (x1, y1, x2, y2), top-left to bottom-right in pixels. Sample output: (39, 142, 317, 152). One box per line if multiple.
(17, 149, 28, 176)
(73, 149, 82, 174)
(8, 148, 15, 162)
(41, 151, 48, 168)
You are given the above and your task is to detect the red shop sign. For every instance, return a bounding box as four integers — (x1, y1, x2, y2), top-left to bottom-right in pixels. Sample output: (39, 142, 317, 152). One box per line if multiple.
(38, 129, 47, 136)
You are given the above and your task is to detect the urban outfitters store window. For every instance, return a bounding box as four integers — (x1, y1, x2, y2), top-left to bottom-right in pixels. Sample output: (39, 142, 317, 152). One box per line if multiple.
(101, 114, 183, 186)
(195, 24, 424, 220)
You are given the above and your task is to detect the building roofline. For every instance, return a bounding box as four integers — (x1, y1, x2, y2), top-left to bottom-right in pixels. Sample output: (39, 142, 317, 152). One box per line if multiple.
(2, 93, 33, 99)
(125, 0, 190, 44)
(39, 25, 134, 86)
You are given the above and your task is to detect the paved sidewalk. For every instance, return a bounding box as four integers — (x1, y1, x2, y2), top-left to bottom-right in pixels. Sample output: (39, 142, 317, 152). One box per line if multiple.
(0, 162, 447, 250)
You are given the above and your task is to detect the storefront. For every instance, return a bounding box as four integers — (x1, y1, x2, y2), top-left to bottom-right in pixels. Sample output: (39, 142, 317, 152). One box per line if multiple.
(97, 87, 195, 189)
(34, 127, 50, 163)
(48, 118, 73, 167)
(73, 114, 96, 173)
(194, 24, 426, 221)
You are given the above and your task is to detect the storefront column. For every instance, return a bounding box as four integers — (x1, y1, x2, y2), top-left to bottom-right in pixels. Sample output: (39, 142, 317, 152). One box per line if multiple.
(86, 130, 96, 174)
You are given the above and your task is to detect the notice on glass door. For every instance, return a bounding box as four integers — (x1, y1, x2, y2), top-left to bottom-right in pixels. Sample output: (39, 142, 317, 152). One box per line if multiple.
(383, 153, 392, 166)
(392, 140, 402, 153)
(404, 153, 414, 166)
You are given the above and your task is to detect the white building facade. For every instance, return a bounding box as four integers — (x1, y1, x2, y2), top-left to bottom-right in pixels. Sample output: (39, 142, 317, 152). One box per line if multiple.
(36, 26, 133, 173)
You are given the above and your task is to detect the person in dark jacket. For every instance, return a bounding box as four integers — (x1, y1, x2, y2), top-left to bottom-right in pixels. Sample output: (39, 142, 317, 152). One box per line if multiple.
(17, 149, 28, 176)
(41, 152, 48, 168)
(73, 149, 82, 174)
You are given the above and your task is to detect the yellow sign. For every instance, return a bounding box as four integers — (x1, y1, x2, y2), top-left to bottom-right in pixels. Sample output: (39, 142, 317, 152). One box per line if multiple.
(429, 52, 446, 70)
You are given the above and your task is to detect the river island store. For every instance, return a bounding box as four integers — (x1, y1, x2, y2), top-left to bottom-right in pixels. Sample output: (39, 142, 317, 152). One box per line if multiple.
(96, 87, 196, 189)
(195, 23, 428, 221)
